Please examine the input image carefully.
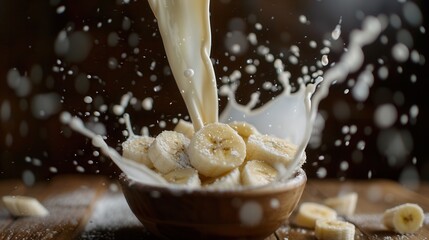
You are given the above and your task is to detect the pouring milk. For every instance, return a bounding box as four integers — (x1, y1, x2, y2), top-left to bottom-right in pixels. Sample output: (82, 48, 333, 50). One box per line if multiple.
(61, 0, 384, 185)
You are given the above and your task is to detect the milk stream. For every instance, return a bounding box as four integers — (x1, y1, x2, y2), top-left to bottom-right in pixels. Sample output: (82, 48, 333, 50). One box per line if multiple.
(148, 0, 218, 131)
(61, 2, 384, 186)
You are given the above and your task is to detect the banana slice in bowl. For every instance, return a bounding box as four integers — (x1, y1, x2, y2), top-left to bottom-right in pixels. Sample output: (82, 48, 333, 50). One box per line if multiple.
(122, 135, 155, 168)
(119, 121, 307, 239)
(188, 122, 246, 177)
(148, 130, 191, 174)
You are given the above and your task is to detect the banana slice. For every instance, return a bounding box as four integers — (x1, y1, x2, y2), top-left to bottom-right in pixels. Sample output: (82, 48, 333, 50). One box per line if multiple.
(246, 134, 297, 167)
(122, 135, 155, 168)
(163, 168, 201, 188)
(315, 219, 355, 240)
(188, 123, 246, 177)
(323, 192, 358, 216)
(148, 130, 191, 174)
(174, 119, 195, 139)
(2, 196, 49, 217)
(294, 202, 338, 229)
(228, 121, 259, 142)
(382, 203, 424, 234)
(241, 160, 278, 186)
(205, 168, 241, 189)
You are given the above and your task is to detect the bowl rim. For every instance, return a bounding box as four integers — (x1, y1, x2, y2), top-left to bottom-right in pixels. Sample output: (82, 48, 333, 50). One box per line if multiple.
(119, 168, 306, 196)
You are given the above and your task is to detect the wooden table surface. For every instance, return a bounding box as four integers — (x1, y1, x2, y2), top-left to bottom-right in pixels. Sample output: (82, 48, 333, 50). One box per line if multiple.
(0, 175, 428, 240)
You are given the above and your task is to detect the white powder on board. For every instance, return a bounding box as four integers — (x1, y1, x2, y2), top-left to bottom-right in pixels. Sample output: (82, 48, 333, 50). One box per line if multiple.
(83, 192, 141, 232)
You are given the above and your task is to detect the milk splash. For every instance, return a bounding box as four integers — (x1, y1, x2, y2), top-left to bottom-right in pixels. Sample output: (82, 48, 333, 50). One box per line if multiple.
(60, 112, 167, 186)
(221, 16, 383, 180)
(62, 17, 383, 185)
(61, 4, 383, 185)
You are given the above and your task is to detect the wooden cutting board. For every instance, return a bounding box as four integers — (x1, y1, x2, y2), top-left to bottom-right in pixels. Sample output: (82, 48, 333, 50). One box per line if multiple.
(0, 175, 428, 240)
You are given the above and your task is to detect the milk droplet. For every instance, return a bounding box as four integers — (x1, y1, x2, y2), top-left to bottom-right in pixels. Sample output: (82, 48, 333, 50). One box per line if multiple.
(31, 93, 62, 119)
(409, 105, 419, 118)
(402, 1, 423, 27)
(316, 167, 327, 178)
(84, 96, 93, 104)
(245, 64, 257, 74)
(331, 25, 341, 40)
(142, 97, 154, 111)
(60, 111, 72, 124)
(392, 43, 409, 62)
(0, 100, 11, 122)
(107, 32, 120, 47)
(399, 166, 420, 190)
(321, 55, 329, 66)
(113, 105, 125, 115)
(374, 104, 397, 128)
(377, 66, 389, 80)
(340, 161, 349, 171)
(247, 32, 257, 45)
(22, 170, 35, 186)
(239, 201, 263, 226)
(56, 5, 66, 14)
(299, 15, 307, 24)
(270, 198, 280, 209)
(76, 166, 85, 173)
(184, 68, 194, 78)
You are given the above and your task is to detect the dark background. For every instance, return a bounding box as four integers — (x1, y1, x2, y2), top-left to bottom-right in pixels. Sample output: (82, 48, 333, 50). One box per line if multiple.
(0, 0, 427, 186)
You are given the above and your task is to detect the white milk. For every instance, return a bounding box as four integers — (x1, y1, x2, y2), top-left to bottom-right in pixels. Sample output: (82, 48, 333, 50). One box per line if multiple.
(221, 17, 383, 180)
(148, 0, 218, 131)
(60, 112, 168, 186)
(61, 2, 384, 185)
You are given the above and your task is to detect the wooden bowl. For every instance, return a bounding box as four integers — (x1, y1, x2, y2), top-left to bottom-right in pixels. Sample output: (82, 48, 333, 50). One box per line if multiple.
(120, 168, 306, 240)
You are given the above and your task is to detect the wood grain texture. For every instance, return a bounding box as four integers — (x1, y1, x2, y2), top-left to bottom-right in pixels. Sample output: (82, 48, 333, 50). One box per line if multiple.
(0, 177, 428, 240)
(0, 175, 107, 240)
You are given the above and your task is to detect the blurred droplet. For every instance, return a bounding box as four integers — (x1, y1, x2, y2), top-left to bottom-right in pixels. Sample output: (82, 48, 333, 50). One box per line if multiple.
(374, 104, 397, 128)
(22, 170, 35, 186)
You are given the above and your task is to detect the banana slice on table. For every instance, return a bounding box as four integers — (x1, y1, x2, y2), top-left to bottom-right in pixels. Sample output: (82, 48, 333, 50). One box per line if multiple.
(148, 130, 191, 174)
(382, 203, 424, 234)
(228, 121, 259, 142)
(122, 135, 155, 168)
(323, 192, 358, 216)
(188, 123, 246, 177)
(174, 119, 195, 139)
(241, 160, 278, 186)
(2, 196, 49, 217)
(294, 202, 338, 229)
(315, 219, 355, 240)
(246, 134, 297, 166)
(163, 168, 201, 187)
(205, 168, 241, 189)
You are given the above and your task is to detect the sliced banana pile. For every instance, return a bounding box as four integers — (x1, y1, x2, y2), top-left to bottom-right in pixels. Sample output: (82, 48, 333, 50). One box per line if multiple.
(122, 121, 298, 188)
